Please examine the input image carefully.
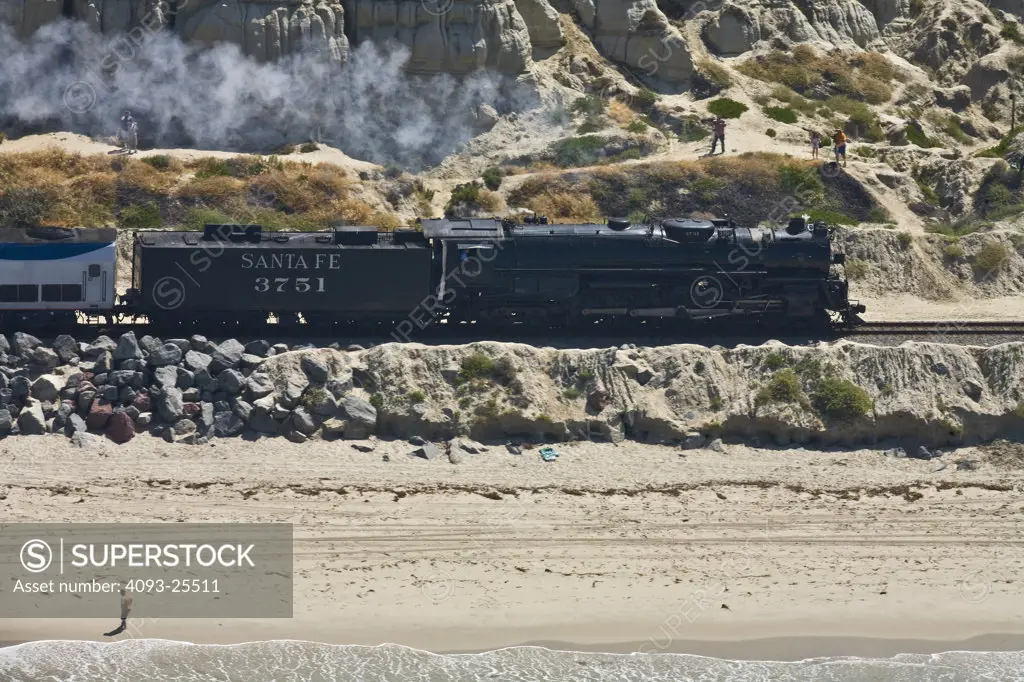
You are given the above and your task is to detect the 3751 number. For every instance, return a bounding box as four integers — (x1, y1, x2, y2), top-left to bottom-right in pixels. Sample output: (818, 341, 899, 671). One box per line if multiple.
(253, 277, 327, 293)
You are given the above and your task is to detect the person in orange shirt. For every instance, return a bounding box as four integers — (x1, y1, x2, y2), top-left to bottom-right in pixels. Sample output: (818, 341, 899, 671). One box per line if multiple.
(832, 129, 847, 167)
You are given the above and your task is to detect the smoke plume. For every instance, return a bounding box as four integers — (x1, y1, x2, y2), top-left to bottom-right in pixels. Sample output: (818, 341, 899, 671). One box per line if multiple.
(0, 19, 522, 168)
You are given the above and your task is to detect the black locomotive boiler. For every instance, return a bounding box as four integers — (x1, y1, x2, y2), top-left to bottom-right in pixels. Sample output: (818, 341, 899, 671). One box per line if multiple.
(117, 215, 864, 333)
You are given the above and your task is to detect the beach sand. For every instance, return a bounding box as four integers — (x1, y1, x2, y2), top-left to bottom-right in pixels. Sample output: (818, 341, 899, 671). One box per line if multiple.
(1, 436, 1023, 660)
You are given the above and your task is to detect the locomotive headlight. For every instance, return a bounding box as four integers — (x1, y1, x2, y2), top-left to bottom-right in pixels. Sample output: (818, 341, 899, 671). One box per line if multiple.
(832, 253, 846, 265)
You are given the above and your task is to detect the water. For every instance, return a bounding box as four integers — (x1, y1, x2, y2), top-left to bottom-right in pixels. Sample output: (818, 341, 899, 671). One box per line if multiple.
(1, 641, 1023, 682)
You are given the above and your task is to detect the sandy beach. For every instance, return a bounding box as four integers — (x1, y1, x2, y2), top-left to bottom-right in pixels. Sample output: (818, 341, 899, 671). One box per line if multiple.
(1, 436, 1023, 660)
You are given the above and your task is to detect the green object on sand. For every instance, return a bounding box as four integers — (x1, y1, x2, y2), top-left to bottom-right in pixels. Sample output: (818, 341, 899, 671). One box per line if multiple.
(540, 447, 559, 462)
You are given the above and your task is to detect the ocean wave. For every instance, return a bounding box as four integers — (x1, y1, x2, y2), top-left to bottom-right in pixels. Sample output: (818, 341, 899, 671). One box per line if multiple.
(1, 640, 1022, 682)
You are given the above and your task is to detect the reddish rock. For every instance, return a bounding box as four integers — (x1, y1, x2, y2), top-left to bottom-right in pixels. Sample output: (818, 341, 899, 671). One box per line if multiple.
(76, 381, 96, 395)
(182, 402, 201, 418)
(86, 400, 113, 430)
(133, 392, 152, 412)
(104, 411, 135, 444)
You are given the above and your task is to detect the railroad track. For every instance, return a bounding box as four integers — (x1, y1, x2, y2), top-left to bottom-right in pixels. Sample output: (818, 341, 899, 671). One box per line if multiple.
(846, 321, 1024, 336)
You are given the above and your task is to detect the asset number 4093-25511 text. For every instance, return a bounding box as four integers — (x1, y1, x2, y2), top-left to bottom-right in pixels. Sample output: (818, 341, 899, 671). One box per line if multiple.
(253, 277, 327, 293)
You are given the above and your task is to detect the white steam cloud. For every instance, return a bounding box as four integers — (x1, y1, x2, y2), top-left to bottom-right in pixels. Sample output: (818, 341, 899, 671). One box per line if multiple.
(0, 19, 526, 168)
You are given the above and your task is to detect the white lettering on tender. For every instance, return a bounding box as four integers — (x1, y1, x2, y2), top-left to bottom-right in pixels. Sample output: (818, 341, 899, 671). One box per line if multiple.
(240, 252, 341, 271)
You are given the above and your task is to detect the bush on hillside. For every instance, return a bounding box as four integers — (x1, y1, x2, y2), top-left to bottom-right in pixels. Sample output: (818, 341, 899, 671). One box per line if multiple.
(707, 98, 749, 119)
(813, 377, 873, 420)
(764, 106, 798, 124)
(0, 187, 55, 228)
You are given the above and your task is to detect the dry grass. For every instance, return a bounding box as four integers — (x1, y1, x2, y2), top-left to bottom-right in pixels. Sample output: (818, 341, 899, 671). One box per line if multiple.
(512, 176, 603, 222)
(0, 150, 390, 229)
(738, 47, 895, 104)
(508, 153, 874, 227)
(607, 100, 634, 127)
(178, 175, 247, 201)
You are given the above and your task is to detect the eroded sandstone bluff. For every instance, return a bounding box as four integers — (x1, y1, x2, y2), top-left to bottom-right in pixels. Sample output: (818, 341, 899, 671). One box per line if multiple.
(2, 332, 1023, 449)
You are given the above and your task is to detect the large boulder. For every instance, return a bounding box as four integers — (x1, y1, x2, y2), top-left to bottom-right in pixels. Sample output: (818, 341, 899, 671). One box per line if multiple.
(342, 395, 377, 438)
(343, 0, 532, 75)
(86, 400, 113, 430)
(30, 375, 65, 402)
(113, 332, 144, 362)
(573, 0, 692, 83)
(148, 343, 183, 367)
(513, 0, 563, 48)
(209, 339, 246, 373)
(16, 400, 46, 435)
(176, 0, 349, 64)
(158, 387, 185, 422)
(52, 335, 80, 363)
(105, 411, 136, 444)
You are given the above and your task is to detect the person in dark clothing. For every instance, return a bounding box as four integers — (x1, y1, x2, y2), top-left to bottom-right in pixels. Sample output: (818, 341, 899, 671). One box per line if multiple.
(710, 118, 726, 155)
(119, 111, 138, 153)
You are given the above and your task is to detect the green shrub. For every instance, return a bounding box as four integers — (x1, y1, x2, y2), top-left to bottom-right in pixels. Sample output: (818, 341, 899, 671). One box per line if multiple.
(897, 231, 913, 248)
(455, 352, 515, 386)
(191, 158, 232, 179)
(369, 393, 384, 411)
(868, 206, 892, 223)
(406, 390, 427, 404)
(572, 94, 606, 116)
(755, 369, 806, 406)
(482, 166, 503, 191)
(976, 128, 1021, 158)
(698, 60, 733, 89)
(120, 202, 162, 229)
(974, 241, 1010, 272)
(181, 207, 233, 231)
(779, 164, 824, 202)
(299, 141, 319, 153)
(1001, 22, 1024, 45)
(550, 135, 607, 167)
(763, 352, 789, 370)
(854, 145, 877, 158)
(845, 258, 869, 280)
(905, 124, 938, 148)
(679, 117, 711, 141)
(563, 387, 584, 400)
(0, 187, 55, 228)
(764, 106, 798, 124)
(444, 181, 502, 216)
(632, 88, 658, 113)
(142, 155, 171, 170)
(626, 119, 649, 134)
(925, 218, 984, 238)
(813, 377, 873, 420)
(770, 86, 818, 115)
(766, 128, 777, 138)
(801, 208, 859, 226)
(944, 243, 965, 259)
(576, 116, 604, 134)
(301, 387, 329, 411)
(708, 98, 749, 119)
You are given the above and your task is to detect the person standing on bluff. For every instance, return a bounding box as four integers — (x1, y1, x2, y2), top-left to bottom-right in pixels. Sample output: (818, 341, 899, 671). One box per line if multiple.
(120, 111, 138, 154)
(810, 131, 821, 159)
(832, 129, 847, 168)
(710, 118, 726, 155)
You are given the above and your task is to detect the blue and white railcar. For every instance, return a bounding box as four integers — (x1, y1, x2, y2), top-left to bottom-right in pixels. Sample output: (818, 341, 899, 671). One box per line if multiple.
(0, 227, 117, 324)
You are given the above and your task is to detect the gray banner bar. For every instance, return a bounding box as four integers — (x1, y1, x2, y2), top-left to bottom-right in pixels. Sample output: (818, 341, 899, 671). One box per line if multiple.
(0, 524, 292, 618)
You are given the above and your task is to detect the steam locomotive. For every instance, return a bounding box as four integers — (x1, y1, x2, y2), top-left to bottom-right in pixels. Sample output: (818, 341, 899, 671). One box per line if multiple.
(0, 216, 864, 334)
